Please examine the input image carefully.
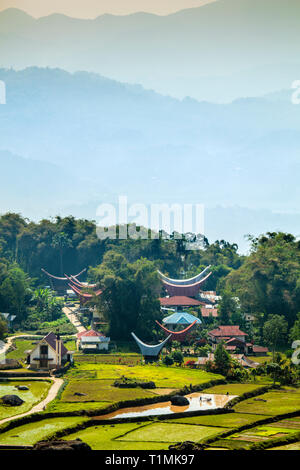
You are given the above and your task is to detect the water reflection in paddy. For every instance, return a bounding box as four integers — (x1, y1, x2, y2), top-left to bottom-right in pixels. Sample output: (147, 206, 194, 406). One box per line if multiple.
(95, 393, 236, 421)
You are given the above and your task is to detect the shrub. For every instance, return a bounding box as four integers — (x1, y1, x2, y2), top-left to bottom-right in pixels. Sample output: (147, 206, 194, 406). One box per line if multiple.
(163, 355, 174, 366)
(172, 350, 184, 366)
(185, 360, 196, 368)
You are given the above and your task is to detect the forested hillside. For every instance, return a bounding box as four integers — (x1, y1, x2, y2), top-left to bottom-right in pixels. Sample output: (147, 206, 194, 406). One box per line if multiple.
(0, 212, 299, 346)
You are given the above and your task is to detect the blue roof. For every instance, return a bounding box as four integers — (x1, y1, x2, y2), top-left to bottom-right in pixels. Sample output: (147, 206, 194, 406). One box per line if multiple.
(162, 311, 201, 325)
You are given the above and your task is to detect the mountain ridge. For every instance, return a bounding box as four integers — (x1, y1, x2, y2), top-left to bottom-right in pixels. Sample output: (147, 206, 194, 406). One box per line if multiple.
(1, 0, 299, 101)
(0, 66, 299, 211)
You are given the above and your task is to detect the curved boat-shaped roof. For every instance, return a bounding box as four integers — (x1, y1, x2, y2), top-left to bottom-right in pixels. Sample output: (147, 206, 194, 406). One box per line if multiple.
(155, 320, 197, 341)
(65, 273, 97, 290)
(161, 272, 212, 297)
(41, 268, 86, 281)
(162, 311, 202, 325)
(70, 276, 97, 289)
(131, 332, 171, 357)
(68, 283, 102, 299)
(158, 266, 211, 286)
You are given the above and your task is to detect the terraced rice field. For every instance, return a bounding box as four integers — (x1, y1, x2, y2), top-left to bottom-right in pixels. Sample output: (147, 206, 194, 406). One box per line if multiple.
(74, 355, 142, 366)
(63, 421, 226, 450)
(61, 379, 159, 403)
(167, 412, 267, 428)
(233, 389, 300, 416)
(203, 383, 265, 395)
(69, 363, 222, 388)
(64, 422, 171, 450)
(209, 416, 300, 450)
(0, 380, 51, 420)
(268, 441, 300, 450)
(50, 363, 222, 415)
(0, 417, 88, 446)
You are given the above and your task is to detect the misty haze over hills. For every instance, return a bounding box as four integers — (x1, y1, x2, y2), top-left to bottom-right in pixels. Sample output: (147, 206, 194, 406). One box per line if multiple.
(0, 67, 299, 251)
(0, 0, 299, 251)
(0, 0, 300, 102)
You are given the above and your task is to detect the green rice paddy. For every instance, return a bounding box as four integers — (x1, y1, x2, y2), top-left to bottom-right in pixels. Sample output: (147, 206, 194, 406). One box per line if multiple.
(166, 412, 267, 428)
(0, 380, 51, 420)
(61, 379, 159, 404)
(63, 421, 226, 450)
(202, 383, 263, 396)
(69, 363, 222, 388)
(0, 416, 87, 446)
(117, 422, 226, 443)
(233, 390, 300, 415)
(64, 422, 170, 450)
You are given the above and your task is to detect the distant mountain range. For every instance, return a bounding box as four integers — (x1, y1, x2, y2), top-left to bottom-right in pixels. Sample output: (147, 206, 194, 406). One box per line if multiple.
(0, 66, 299, 251)
(0, 150, 84, 218)
(0, 0, 300, 101)
(0, 0, 300, 250)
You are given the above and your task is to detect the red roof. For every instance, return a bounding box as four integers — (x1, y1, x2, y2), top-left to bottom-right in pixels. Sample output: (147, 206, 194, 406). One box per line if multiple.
(159, 296, 204, 307)
(201, 307, 218, 318)
(208, 325, 247, 338)
(77, 329, 105, 339)
(225, 345, 237, 351)
(252, 345, 269, 353)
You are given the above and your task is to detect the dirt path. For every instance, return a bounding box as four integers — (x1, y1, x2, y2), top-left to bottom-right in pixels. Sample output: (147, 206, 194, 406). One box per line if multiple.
(63, 306, 86, 334)
(0, 334, 41, 358)
(0, 377, 63, 426)
(0, 303, 84, 359)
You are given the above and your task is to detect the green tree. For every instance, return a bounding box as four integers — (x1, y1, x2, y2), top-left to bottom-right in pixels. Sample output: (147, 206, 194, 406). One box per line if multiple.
(32, 288, 62, 322)
(51, 232, 72, 275)
(266, 362, 282, 385)
(226, 233, 300, 328)
(263, 314, 288, 361)
(172, 350, 184, 366)
(214, 342, 231, 376)
(0, 264, 32, 323)
(290, 313, 300, 343)
(163, 355, 174, 366)
(218, 290, 237, 324)
(90, 252, 161, 340)
(0, 314, 8, 340)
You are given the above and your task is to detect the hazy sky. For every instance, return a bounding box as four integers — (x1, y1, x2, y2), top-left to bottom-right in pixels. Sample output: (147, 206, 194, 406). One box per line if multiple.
(0, 0, 216, 18)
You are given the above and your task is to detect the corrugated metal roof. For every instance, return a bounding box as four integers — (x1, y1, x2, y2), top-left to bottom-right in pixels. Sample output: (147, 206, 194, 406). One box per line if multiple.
(80, 336, 110, 343)
(162, 311, 201, 325)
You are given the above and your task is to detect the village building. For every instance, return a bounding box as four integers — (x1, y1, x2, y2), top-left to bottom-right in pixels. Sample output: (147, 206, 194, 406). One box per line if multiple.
(162, 311, 202, 331)
(158, 266, 212, 298)
(249, 345, 269, 356)
(77, 329, 110, 352)
(41, 268, 87, 295)
(194, 353, 259, 369)
(199, 291, 221, 304)
(208, 325, 269, 356)
(159, 296, 204, 311)
(27, 332, 73, 370)
(244, 313, 255, 323)
(208, 325, 248, 351)
(200, 305, 218, 320)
